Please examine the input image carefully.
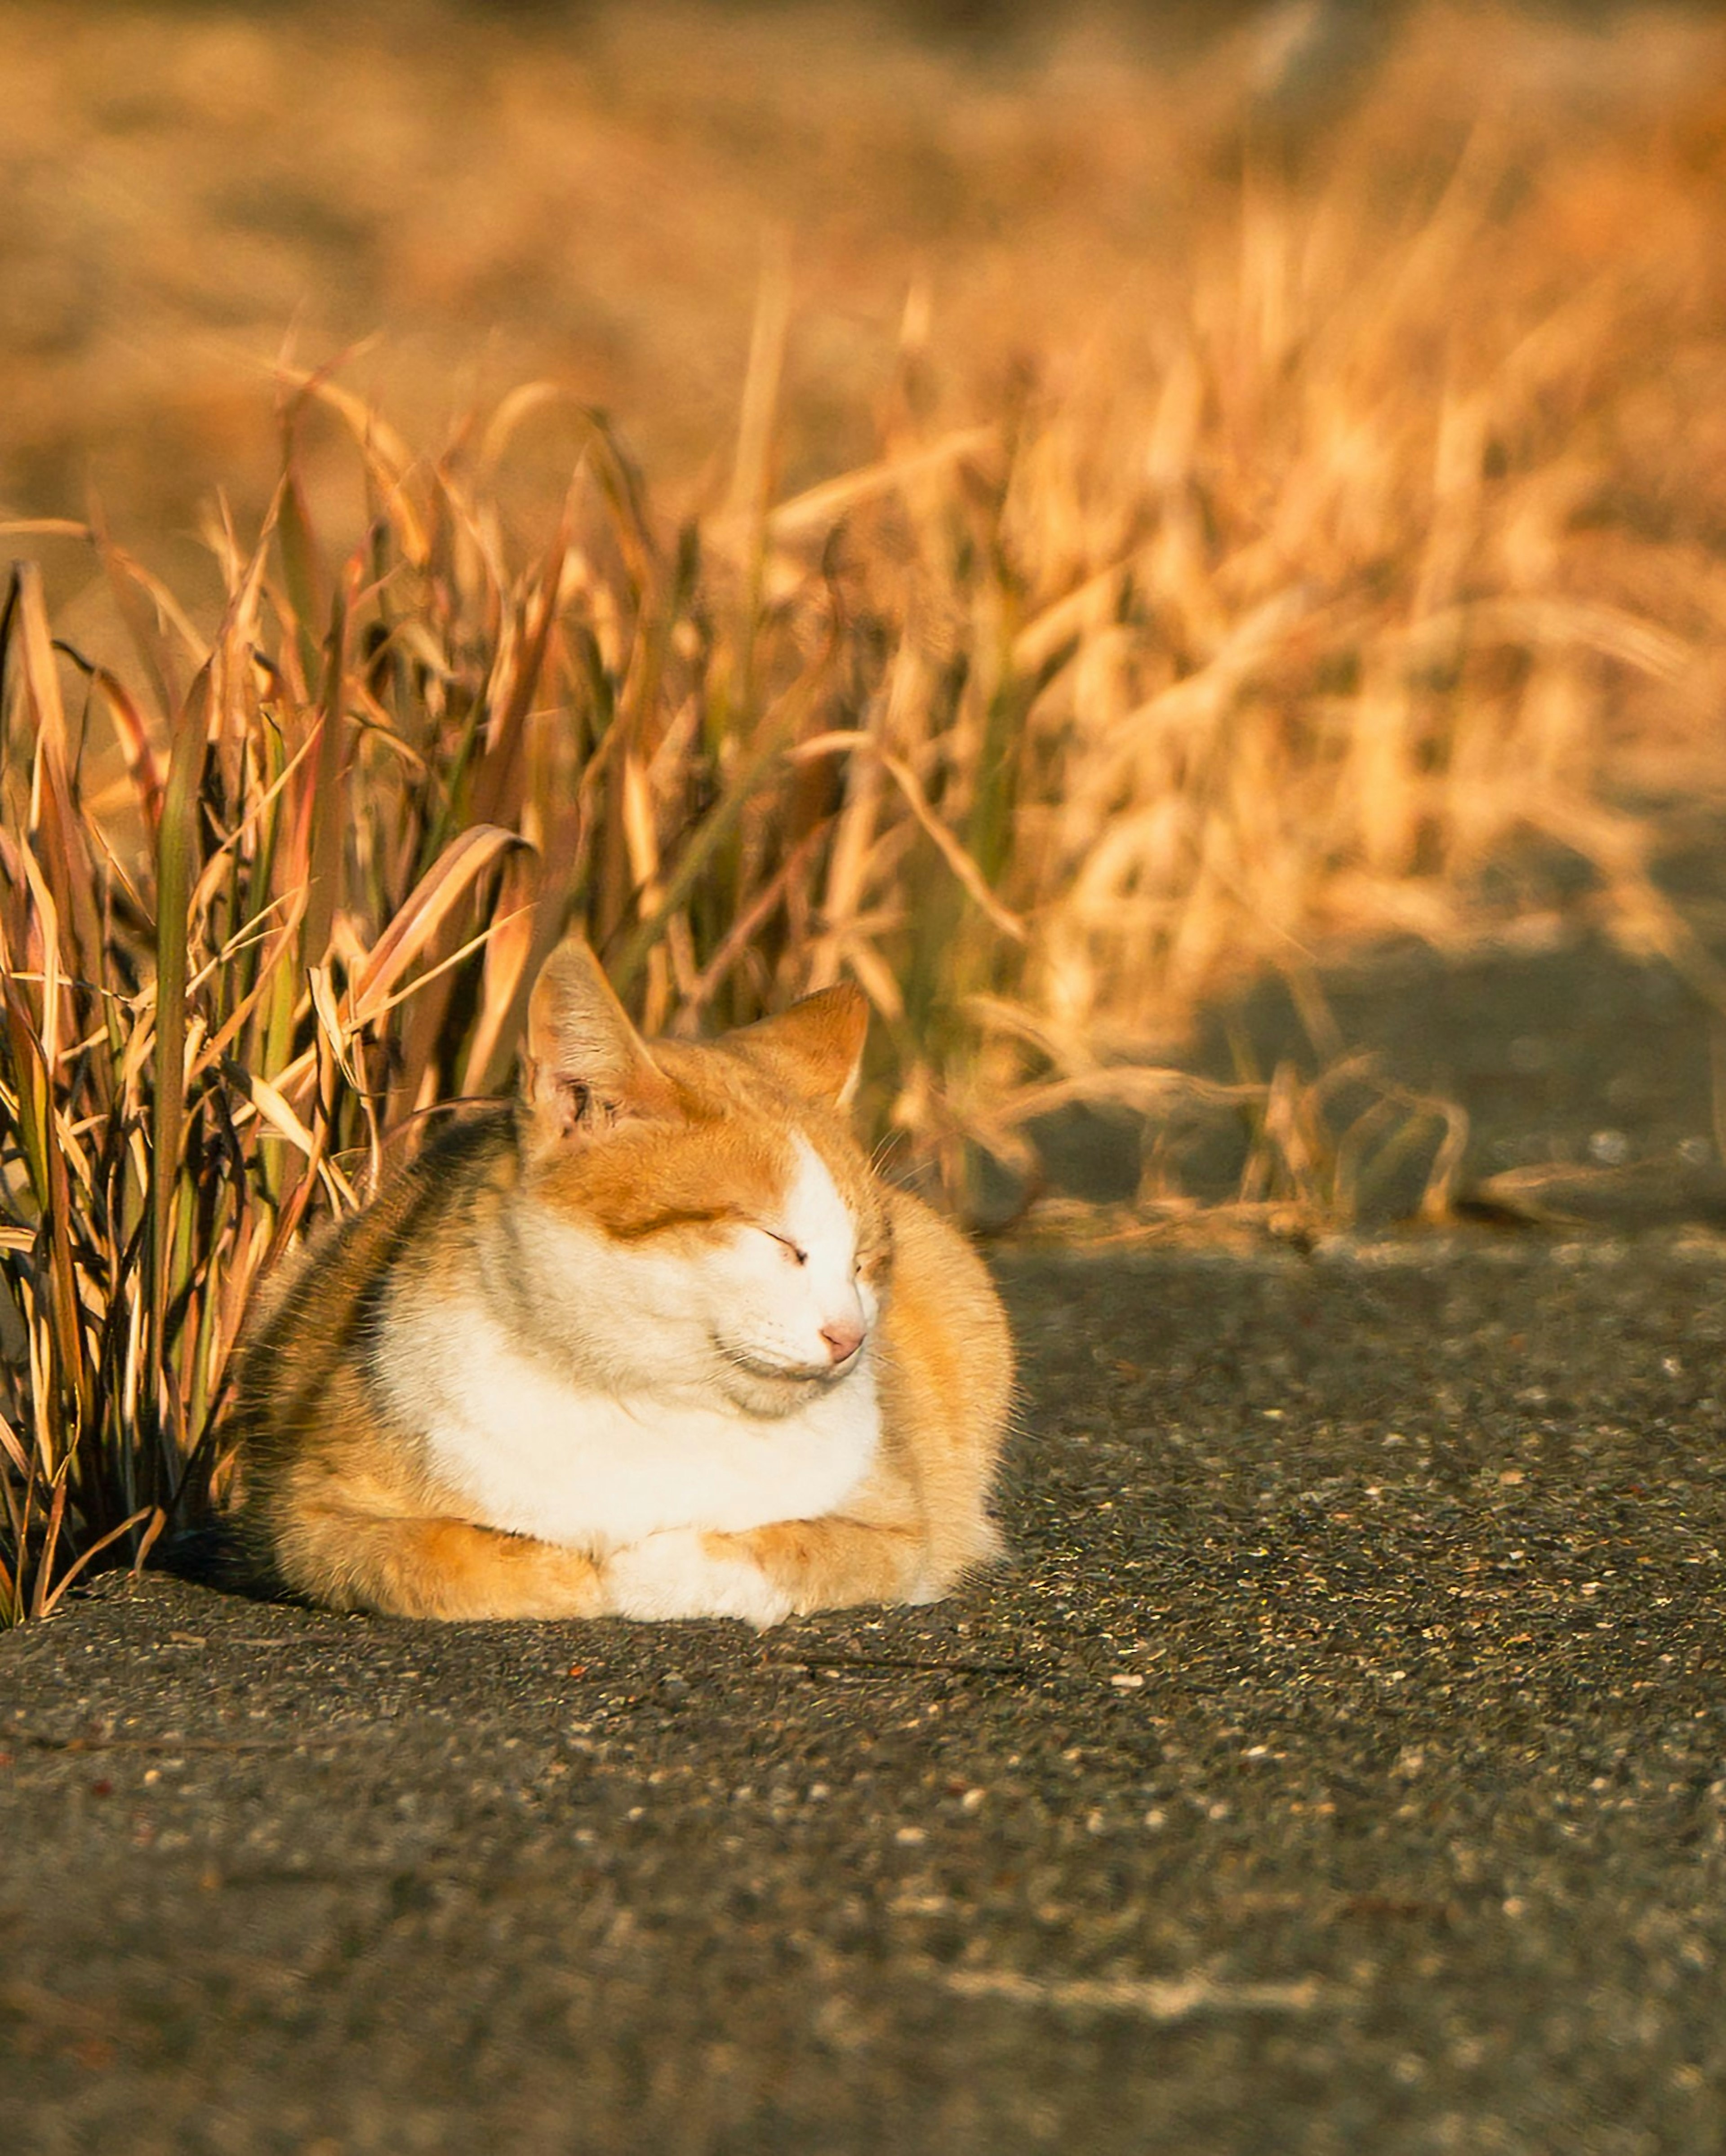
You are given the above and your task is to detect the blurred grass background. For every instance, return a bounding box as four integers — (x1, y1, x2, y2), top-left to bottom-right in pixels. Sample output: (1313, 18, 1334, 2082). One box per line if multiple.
(9, 2, 1717, 615)
(5, 0, 1726, 1611)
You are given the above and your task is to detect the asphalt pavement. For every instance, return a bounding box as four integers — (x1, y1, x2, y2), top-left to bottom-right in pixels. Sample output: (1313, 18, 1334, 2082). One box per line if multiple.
(6, 1219, 1726, 2155)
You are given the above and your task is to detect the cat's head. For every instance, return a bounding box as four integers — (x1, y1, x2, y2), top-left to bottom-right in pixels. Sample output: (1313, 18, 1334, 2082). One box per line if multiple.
(508, 938, 892, 1416)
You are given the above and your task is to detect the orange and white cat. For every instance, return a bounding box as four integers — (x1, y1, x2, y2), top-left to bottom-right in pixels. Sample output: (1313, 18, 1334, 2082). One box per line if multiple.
(233, 939, 1013, 1624)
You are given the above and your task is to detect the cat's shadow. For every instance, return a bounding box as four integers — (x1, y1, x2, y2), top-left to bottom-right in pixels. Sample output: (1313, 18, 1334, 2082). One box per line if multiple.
(157, 1521, 288, 1606)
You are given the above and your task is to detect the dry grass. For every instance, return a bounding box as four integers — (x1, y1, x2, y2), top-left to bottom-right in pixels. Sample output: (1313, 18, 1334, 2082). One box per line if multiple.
(6, 1, 1726, 1614)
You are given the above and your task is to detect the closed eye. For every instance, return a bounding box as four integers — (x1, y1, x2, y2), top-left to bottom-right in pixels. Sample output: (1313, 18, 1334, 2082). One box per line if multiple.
(753, 1225, 808, 1266)
(612, 1204, 744, 1242)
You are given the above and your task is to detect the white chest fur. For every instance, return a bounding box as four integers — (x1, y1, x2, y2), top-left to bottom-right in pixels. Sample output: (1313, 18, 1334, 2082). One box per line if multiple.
(375, 1292, 882, 1551)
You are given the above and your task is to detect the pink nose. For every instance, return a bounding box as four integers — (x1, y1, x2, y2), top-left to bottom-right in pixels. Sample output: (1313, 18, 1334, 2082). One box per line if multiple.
(821, 1318, 866, 1365)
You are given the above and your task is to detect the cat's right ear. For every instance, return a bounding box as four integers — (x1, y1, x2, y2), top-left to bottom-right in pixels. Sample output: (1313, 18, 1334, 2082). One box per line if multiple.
(521, 939, 677, 1145)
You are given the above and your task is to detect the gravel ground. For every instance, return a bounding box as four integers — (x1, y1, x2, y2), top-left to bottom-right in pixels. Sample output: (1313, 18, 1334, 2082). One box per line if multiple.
(5, 1225, 1726, 2155)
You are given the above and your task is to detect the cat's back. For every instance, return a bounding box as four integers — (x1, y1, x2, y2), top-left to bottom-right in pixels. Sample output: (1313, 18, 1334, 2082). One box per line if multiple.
(875, 1185, 1014, 1576)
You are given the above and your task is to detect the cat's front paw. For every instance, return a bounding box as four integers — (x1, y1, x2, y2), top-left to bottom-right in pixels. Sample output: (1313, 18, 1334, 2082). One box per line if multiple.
(604, 1529, 794, 1629)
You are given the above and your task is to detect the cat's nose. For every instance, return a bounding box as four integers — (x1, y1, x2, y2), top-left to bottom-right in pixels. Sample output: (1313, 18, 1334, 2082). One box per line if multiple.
(820, 1317, 866, 1366)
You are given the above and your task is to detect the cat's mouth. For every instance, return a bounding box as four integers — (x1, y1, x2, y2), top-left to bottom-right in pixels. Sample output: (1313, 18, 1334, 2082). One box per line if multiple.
(714, 1340, 861, 1405)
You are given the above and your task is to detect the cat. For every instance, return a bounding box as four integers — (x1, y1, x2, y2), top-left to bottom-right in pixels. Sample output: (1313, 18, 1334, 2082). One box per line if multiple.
(231, 938, 1013, 1624)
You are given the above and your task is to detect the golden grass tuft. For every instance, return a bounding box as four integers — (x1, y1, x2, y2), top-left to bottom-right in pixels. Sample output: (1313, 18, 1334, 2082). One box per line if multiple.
(6, 3, 1726, 1615)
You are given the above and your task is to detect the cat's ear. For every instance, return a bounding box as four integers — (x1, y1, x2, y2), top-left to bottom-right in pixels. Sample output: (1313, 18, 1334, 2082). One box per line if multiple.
(522, 938, 677, 1143)
(730, 982, 868, 1110)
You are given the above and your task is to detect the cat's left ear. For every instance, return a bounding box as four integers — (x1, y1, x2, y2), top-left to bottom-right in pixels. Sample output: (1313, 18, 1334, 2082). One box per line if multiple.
(730, 982, 868, 1110)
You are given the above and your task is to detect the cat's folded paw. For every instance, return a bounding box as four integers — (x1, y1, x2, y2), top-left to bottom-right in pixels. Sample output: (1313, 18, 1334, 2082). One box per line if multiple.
(604, 1528, 794, 1628)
